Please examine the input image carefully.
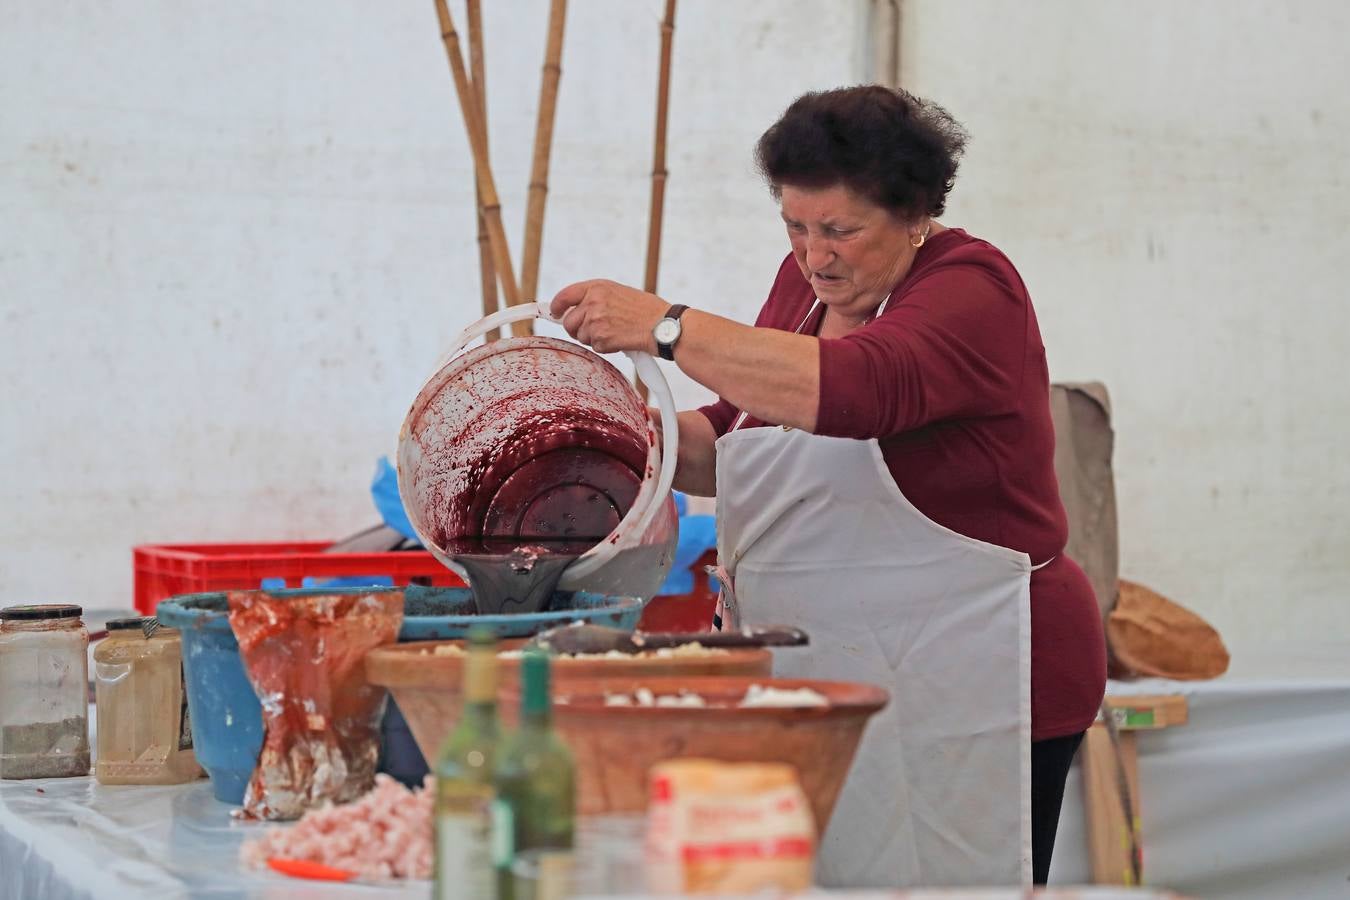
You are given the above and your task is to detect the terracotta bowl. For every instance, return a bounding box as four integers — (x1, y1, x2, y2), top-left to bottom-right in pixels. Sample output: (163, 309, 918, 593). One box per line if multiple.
(364, 639, 774, 763)
(531, 676, 888, 829)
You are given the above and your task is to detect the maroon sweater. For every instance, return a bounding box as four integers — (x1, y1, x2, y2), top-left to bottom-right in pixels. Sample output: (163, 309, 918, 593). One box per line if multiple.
(700, 228, 1107, 740)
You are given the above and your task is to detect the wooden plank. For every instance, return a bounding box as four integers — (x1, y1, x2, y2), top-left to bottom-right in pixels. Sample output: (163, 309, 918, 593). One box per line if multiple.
(1103, 693, 1189, 730)
(1081, 723, 1142, 885)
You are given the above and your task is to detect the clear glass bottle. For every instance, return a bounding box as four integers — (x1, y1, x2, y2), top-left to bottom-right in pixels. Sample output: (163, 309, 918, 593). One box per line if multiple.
(435, 626, 503, 899)
(495, 650, 576, 900)
(0, 604, 90, 779)
(94, 617, 202, 785)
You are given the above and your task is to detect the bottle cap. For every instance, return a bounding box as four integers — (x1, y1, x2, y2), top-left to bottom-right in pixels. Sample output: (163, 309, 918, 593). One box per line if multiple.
(1, 604, 83, 621)
(106, 617, 148, 631)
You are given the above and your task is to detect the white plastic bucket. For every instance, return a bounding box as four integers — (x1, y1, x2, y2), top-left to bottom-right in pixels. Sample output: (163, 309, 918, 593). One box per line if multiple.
(397, 302, 679, 602)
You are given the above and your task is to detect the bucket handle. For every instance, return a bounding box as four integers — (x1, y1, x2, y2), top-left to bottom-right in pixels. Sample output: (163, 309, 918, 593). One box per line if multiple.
(437, 301, 680, 589)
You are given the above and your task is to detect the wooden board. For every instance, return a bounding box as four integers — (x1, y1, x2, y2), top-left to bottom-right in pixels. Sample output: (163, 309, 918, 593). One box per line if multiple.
(1081, 693, 1189, 884)
(1082, 724, 1142, 885)
(1103, 693, 1189, 730)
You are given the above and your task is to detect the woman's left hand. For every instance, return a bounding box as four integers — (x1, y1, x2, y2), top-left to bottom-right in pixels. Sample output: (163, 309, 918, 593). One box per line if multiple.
(549, 279, 667, 355)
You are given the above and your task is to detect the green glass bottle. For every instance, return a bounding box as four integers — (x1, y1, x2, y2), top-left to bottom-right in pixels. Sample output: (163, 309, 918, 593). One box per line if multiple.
(434, 626, 501, 899)
(495, 650, 576, 900)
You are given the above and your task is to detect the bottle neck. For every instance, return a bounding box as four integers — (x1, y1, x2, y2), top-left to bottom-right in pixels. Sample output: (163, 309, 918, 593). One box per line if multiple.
(520, 654, 552, 725)
(463, 647, 498, 705)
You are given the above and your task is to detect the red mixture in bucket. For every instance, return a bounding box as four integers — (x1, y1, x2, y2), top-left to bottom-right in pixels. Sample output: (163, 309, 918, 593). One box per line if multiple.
(435, 409, 649, 549)
(436, 409, 653, 612)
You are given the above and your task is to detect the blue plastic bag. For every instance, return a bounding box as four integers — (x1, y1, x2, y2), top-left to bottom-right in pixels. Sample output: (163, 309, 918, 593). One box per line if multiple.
(657, 492, 717, 595)
(372, 456, 421, 543)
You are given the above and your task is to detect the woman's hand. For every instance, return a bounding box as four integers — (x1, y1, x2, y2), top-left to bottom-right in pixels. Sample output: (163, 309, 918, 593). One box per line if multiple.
(553, 278, 822, 432)
(549, 280, 667, 355)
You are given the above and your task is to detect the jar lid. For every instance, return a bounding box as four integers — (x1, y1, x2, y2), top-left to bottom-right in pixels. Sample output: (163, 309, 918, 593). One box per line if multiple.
(0, 604, 84, 621)
(106, 617, 148, 631)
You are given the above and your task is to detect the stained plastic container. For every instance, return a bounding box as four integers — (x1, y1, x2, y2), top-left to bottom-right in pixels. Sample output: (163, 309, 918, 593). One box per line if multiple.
(0, 605, 90, 779)
(398, 302, 680, 602)
(94, 618, 203, 785)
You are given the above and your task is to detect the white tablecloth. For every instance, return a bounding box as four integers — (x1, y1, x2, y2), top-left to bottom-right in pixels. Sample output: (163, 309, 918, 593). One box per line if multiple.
(1050, 642, 1350, 899)
(0, 775, 426, 900)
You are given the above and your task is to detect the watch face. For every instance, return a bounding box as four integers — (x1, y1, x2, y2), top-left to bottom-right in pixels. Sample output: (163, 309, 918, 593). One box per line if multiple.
(654, 318, 681, 345)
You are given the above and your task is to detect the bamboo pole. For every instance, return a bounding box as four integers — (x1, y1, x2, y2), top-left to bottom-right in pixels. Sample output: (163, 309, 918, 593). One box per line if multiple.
(466, 0, 500, 341)
(433, 0, 523, 318)
(640, 0, 677, 398)
(518, 0, 569, 339)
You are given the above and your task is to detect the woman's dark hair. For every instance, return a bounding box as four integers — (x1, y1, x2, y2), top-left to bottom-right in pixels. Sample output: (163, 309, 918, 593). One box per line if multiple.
(755, 85, 969, 219)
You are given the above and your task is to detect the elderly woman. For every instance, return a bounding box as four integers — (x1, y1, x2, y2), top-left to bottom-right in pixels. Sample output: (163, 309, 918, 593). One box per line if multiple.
(551, 86, 1106, 888)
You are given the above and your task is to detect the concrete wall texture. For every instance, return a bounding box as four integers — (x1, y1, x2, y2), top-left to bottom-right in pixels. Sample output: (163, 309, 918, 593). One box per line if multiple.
(2, 1, 1345, 647)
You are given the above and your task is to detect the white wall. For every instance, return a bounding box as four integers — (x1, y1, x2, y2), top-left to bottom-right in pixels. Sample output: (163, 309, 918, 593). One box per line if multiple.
(0, 2, 865, 611)
(900, 1, 1350, 644)
(3, 2, 1346, 649)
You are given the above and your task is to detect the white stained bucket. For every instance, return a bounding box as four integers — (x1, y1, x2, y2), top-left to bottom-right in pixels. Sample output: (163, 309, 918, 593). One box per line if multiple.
(397, 302, 679, 602)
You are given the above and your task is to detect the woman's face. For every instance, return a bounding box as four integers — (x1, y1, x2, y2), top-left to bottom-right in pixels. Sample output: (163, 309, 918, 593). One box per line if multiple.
(779, 183, 920, 319)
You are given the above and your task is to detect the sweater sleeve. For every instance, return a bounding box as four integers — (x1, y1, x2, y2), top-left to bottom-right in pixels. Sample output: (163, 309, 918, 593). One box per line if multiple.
(815, 263, 1028, 439)
(697, 396, 738, 437)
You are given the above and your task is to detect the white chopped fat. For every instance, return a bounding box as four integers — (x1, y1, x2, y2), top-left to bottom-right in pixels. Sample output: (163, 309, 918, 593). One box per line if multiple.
(650, 643, 726, 658)
(597, 685, 828, 710)
(738, 685, 830, 708)
(601, 688, 708, 708)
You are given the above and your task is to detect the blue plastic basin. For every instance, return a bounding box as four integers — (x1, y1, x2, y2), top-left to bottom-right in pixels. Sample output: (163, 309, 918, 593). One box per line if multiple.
(156, 590, 273, 804)
(156, 586, 642, 803)
(400, 585, 644, 640)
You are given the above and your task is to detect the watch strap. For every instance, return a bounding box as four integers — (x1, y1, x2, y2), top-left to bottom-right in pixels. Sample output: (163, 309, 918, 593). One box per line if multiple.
(656, 304, 689, 360)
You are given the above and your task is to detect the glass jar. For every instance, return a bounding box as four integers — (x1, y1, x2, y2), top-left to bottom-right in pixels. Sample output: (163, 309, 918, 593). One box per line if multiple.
(94, 618, 203, 785)
(0, 604, 91, 779)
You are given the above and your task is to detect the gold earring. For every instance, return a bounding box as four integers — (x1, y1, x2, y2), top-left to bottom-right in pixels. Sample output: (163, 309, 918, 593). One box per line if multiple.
(910, 222, 932, 249)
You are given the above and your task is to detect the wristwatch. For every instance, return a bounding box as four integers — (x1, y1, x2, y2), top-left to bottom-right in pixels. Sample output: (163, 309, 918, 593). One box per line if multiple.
(653, 304, 689, 361)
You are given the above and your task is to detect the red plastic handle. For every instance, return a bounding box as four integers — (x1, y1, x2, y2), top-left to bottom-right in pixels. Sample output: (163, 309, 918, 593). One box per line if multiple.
(267, 857, 358, 882)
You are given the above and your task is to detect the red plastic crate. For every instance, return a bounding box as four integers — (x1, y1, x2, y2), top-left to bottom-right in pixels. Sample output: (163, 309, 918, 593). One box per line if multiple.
(133, 542, 465, 616)
(637, 549, 719, 633)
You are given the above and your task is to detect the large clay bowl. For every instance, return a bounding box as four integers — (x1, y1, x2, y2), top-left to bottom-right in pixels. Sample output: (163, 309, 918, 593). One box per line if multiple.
(364, 640, 773, 764)
(513, 675, 888, 830)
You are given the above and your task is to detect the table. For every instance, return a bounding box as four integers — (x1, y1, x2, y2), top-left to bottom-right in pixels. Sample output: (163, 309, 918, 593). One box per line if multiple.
(1051, 642, 1350, 899)
(0, 774, 1184, 900)
(8, 640, 1344, 898)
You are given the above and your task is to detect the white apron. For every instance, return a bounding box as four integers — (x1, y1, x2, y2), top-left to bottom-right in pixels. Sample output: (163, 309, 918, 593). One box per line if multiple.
(712, 303, 1033, 888)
